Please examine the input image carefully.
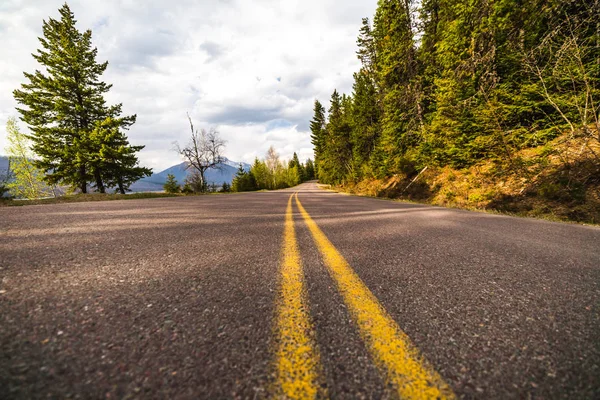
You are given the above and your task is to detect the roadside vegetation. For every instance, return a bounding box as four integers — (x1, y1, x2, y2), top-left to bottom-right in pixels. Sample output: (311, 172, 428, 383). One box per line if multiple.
(154, 144, 318, 194)
(3, 4, 151, 202)
(0, 192, 179, 207)
(4, 117, 53, 199)
(231, 146, 315, 192)
(160, 173, 233, 194)
(310, 1, 599, 223)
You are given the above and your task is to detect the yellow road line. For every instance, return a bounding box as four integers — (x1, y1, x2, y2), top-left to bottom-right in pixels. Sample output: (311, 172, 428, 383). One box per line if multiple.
(294, 193, 455, 400)
(273, 193, 323, 399)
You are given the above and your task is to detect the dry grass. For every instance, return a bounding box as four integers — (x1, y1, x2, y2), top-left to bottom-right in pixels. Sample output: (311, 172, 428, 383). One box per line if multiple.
(338, 133, 600, 224)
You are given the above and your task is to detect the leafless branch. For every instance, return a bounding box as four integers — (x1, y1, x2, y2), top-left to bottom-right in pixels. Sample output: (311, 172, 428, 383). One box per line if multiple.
(173, 113, 227, 191)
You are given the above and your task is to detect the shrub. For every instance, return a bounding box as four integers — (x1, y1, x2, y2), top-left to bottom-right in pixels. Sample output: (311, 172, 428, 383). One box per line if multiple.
(163, 174, 180, 193)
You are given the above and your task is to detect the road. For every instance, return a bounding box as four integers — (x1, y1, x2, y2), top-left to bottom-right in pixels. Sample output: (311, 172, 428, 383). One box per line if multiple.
(1, 182, 599, 399)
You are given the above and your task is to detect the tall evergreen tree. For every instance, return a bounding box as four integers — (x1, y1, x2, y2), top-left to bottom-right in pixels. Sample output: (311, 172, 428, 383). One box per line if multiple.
(417, 0, 441, 118)
(372, 0, 420, 175)
(320, 90, 353, 184)
(288, 152, 305, 182)
(304, 159, 315, 180)
(351, 69, 381, 178)
(356, 17, 378, 78)
(309, 100, 327, 179)
(13, 3, 144, 193)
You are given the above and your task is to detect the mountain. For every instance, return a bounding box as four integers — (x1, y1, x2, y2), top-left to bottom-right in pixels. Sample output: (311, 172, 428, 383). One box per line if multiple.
(0, 156, 8, 197)
(129, 158, 251, 192)
(0, 156, 8, 173)
(222, 157, 252, 170)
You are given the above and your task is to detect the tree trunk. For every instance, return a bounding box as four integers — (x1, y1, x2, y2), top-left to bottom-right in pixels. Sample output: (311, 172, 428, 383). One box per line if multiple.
(94, 171, 105, 193)
(118, 177, 125, 195)
(200, 170, 206, 192)
(80, 165, 87, 194)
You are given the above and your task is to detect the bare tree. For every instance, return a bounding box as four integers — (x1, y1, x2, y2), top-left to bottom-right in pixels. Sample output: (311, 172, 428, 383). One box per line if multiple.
(265, 145, 280, 173)
(174, 114, 227, 192)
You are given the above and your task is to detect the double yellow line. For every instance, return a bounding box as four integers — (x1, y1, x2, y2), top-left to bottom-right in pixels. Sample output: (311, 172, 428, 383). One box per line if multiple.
(273, 193, 455, 399)
(273, 194, 324, 398)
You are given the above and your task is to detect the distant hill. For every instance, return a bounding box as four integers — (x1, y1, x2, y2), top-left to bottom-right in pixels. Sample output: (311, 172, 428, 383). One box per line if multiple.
(0, 156, 8, 197)
(129, 158, 251, 192)
(0, 156, 8, 173)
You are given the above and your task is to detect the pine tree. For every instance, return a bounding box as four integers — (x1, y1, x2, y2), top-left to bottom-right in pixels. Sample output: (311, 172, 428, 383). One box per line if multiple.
(357, 17, 378, 78)
(289, 152, 306, 182)
(351, 70, 381, 178)
(372, 0, 420, 175)
(309, 100, 327, 179)
(231, 164, 257, 192)
(90, 118, 152, 194)
(163, 174, 180, 193)
(320, 90, 353, 184)
(13, 4, 143, 193)
(304, 159, 315, 180)
(417, 0, 441, 118)
(423, 0, 502, 167)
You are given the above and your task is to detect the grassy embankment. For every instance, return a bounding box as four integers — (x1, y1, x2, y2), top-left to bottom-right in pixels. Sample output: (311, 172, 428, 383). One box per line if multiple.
(0, 192, 180, 207)
(333, 133, 600, 224)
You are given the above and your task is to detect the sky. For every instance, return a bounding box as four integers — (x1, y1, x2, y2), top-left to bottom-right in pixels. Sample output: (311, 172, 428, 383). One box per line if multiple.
(0, 0, 378, 172)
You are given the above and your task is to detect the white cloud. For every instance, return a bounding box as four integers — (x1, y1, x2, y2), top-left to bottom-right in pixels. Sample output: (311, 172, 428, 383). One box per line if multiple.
(0, 0, 377, 171)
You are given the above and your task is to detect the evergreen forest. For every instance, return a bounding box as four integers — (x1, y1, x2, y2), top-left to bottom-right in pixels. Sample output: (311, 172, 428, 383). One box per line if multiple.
(311, 0, 599, 222)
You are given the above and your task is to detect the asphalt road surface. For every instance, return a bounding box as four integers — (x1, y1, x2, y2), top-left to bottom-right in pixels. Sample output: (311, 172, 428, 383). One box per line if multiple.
(1, 182, 599, 399)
